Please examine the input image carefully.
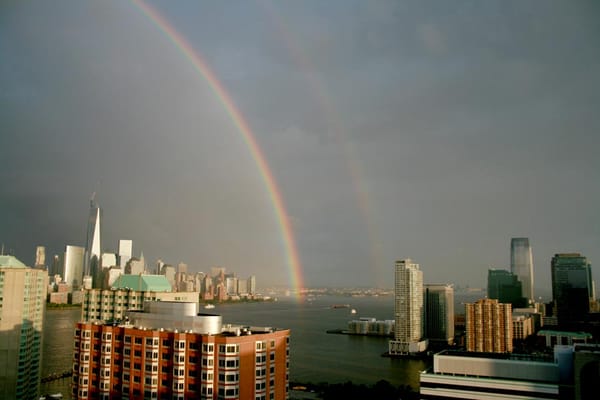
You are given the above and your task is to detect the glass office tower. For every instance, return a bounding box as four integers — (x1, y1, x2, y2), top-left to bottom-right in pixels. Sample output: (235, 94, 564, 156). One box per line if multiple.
(510, 238, 534, 303)
(551, 253, 594, 324)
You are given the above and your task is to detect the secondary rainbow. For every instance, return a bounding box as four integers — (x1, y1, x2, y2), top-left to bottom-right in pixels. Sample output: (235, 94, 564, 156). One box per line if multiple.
(132, 0, 304, 293)
(259, 1, 386, 285)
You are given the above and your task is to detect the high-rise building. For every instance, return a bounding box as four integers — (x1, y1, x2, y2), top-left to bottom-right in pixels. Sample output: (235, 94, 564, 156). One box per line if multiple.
(487, 269, 526, 307)
(85, 196, 102, 277)
(118, 240, 133, 269)
(389, 259, 427, 355)
(34, 245, 45, 268)
(50, 254, 61, 277)
(211, 267, 225, 278)
(225, 275, 238, 295)
(156, 259, 165, 275)
(465, 298, 513, 353)
(126, 258, 145, 275)
(424, 284, 454, 345)
(510, 238, 534, 303)
(551, 253, 594, 324)
(72, 302, 290, 400)
(63, 245, 85, 289)
(0, 255, 48, 400)
(177, 262, 188, 274)
(101, 253, 117, 268)
(248, 275, 256, 295)
(161, 264, 176, 288)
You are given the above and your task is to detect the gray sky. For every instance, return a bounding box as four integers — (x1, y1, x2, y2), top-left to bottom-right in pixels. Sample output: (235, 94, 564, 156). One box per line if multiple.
(1, 1, 599, 294)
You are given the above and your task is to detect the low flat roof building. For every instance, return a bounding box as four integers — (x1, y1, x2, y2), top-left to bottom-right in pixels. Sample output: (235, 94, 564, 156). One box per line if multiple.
(538, 330, 592, 348)
(420, 350, 563, 399)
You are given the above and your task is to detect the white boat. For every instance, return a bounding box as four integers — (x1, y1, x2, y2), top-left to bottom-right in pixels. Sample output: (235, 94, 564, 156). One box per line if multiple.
(351, 309, 357, 314)
(204, 304, 215, 309)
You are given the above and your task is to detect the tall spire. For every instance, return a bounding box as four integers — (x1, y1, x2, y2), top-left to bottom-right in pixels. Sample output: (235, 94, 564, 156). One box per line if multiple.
(84, 195, 102, 276)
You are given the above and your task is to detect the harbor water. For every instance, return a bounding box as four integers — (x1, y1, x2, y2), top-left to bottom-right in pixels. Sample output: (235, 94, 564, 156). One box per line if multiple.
(41, 295, 429, 398)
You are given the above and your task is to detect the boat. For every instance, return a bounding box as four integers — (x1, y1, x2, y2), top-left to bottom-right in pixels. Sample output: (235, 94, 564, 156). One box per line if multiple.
(204, 304, 215, 309)
(39, 394, 63, 400)
(350, 309, 357, 314)
(331, 304, 350, 309)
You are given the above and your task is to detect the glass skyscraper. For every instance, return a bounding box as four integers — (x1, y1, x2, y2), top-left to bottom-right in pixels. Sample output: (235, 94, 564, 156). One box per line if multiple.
(424, 284, 454, 344)
(84, 196, 103, 289)
(487, 269, 526, 307)
(551, 253, 594, 324)
(510, 238, 534, 303)
(63, 244, 85, 289)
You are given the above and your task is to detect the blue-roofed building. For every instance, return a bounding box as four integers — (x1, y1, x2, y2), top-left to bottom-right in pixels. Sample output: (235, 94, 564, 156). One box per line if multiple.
(111, 274, 173, 292)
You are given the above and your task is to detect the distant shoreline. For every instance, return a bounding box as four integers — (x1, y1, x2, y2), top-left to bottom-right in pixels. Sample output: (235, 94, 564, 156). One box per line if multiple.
(326, 328, 393, 338)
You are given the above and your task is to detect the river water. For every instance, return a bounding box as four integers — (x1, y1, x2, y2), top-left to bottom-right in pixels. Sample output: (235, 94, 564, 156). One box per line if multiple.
(40, 295, 429, 398)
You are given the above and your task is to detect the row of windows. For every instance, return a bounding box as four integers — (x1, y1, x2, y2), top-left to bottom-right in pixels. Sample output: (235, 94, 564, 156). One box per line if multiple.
(219, 344, 239, 354)
(218, 358, 239, 368)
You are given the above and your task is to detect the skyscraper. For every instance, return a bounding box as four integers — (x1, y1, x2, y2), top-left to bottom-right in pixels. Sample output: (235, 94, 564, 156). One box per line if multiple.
(63, 245, 85, 288)
(424, 284, 455, 345)
(465, 298, 513, 353)
(0, 255, 48, 399)
(389, 259, 426, 355)
(34, 245, 45, 269)
(50, 254, 61, 277)
(510, 238, 534, 303)
(85, 196, 102, 276)
(551, 253, 594, 324)
(118, 239, 132, 269)
(487, 269, 526, 307)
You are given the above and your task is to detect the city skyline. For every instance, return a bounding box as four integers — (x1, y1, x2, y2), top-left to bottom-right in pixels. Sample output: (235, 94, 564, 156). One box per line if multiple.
(1, 1, 599, 289)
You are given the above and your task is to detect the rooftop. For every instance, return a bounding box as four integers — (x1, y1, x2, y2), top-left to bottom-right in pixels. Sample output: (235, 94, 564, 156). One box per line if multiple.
(0, 255, 28, 268)
(112, 274, 172, 292)
(538, 330, 592, 339)
(436, 349, 554, 363)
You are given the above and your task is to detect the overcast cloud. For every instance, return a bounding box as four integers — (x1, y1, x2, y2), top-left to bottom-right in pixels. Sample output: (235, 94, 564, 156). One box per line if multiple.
(1, 1, 599, 294)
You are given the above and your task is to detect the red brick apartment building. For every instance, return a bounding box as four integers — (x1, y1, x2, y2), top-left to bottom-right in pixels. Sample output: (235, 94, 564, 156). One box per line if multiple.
(72, 302, 290, 400)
